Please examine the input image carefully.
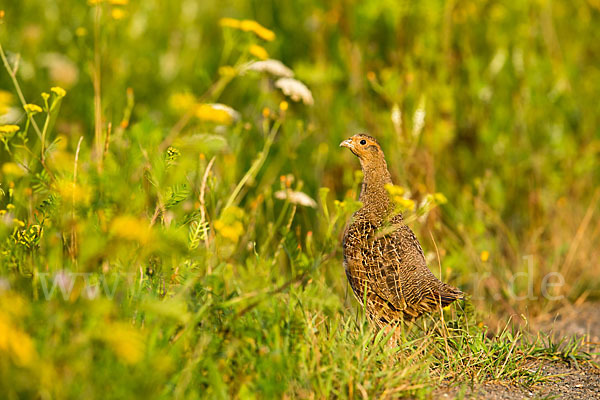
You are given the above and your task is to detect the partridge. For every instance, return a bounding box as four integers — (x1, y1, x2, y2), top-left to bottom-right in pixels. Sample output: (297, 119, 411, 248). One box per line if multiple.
(340, 134, 462, 326)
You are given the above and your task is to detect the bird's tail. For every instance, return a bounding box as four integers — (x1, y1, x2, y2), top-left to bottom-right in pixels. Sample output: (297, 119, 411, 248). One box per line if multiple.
(437, 284, 463, 308)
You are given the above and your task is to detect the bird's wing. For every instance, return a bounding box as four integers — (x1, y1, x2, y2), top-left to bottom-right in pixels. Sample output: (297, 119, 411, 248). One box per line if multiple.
(372, 217, 456, 315)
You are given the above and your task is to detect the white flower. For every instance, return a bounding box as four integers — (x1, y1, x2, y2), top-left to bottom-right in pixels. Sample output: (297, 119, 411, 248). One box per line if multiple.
(275, 190, 317, 208)
(243, 59, 294, 78)
(275, 78, 314, 105)
(412, 97, 426, 138)
(391, 103, 402, 134)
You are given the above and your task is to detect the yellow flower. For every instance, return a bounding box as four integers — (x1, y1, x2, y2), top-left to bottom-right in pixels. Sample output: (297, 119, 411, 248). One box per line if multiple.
(109, 0, 128, 4)
(24, 104, 43, 114)
(384, 184, 405, 197)
(194, 103, 239, 125)
(262, 107, 270, 118)
(214, 206, 245, 243)
(396, 197, 416, 212)
(249, 44, 269, 60)
(111, 8, 126, 20)
(0, 311, 36, 366)
(75, 27, 87, 37)
(279, 101, 288, 111)
(0, 125, 19, 134)
(47, 150, 75, 172)
(239, 20, 275, 41)
(51, 86, 67, 98)
(168, 92, 197, 113)
(102, 322, 144, 364)
(218, 66, 236, 77)
(219, 17, 275, 41)
(55, 180, 92, 206)
(110, 215, 153, 244)
(480, 250, 490, 263)
(0, 90, 13, 114)
(219, 17, 241, 29)
(2, 162, 25, 177)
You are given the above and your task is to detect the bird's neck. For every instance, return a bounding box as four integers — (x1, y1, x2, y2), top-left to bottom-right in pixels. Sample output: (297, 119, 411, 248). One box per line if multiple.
(359, 159, 393, 217)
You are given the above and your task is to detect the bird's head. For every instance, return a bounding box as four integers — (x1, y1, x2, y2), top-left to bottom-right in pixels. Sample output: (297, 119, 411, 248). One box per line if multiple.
(339, 134, 385, 166)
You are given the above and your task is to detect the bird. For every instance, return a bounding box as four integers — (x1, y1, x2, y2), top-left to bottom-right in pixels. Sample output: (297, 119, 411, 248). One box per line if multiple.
(340, 133, 462, 327)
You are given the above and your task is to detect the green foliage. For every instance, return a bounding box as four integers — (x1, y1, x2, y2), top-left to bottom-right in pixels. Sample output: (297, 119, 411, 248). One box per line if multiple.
(0, 0, 599, 399)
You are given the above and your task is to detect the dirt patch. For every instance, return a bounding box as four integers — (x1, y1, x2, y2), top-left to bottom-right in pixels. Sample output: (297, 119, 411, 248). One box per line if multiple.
(435, 302, 600, 399)
(435, 363, 600, 399)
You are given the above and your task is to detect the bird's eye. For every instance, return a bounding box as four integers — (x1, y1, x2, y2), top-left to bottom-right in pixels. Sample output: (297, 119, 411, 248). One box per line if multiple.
(359, 139, 367, 145)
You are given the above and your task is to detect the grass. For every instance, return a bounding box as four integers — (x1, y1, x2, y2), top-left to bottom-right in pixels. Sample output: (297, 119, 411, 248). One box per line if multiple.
(1, 0, 599, 398)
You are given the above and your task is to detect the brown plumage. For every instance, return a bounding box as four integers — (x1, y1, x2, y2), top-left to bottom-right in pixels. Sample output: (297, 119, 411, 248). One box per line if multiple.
(340, 133, 462, 326)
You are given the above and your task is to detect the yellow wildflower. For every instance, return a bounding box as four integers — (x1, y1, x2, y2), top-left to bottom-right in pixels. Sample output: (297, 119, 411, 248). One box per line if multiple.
(47, 150, 75, 172)
(102, 322, 144, 364)
(396, 197, 416, 212)
(168, 92, 196, 113)
(75, 27, 87, 37)
(51, 86, 67, 98)
(2, 162, 25, 177)
(0, 310, 36, 366)
(214, 206, 245, 243)
(239, 20, 275, 41)
(55, 180, 92, 206)
(218, 66, 236, 77)
(0, 90, 13, 114)
(110, 215, 153, 244)
(219, 17, 275, 41)
(385, 184, 405, 197)
(111, 8, 126, 20)
(262, 107, 270, 118)
(480, 250, 490, 263)
(24, 104, 43, 114)
(109, 0, 128, 4)
(249, 44, 269, 60)
(279, 101, 288, 111)
(0, 125, 19, 134)
(194, 103, 239, 125)
(219, 17, 241, 29)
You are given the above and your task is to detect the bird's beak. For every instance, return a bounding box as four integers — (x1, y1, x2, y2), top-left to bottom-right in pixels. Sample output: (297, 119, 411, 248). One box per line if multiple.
(339, 139, 354, 149)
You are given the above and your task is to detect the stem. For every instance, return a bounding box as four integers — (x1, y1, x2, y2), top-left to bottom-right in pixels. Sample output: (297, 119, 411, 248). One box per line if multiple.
(0, 40, 56, 181)
(40, 112, 51, 163)
(199, 156, 216, 249)
(0, 41, 42, 140)
(93, 3, 103, 167)
(223, 119, 281, 210)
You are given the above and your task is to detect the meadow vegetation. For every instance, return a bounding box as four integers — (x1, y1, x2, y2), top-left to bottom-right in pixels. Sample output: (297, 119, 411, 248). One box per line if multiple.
(0, 0, 599, 398)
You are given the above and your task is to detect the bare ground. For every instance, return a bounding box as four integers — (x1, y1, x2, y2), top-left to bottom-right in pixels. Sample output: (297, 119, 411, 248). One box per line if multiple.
(434, 303, 600, 399)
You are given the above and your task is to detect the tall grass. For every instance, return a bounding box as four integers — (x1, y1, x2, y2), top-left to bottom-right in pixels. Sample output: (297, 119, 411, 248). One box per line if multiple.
(0, 0, 599, 398)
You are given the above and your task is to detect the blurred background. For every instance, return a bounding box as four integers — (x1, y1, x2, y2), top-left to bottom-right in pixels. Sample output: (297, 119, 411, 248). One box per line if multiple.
(1, 0, 599, 398)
